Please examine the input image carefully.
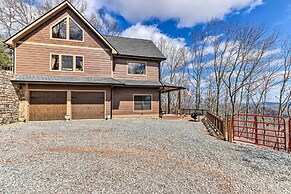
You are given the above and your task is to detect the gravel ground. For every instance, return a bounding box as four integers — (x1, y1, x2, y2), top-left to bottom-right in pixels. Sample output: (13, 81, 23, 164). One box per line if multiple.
(0, 118, 291, 193)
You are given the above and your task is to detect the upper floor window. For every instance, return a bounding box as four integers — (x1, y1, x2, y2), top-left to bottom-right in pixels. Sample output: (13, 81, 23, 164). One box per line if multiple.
(69, 18, 83, 41)
(52, 19, 67, 39)
(51, 54, 84, 72)
(51, 17, 83, 41)
(128, 62, 146, 75)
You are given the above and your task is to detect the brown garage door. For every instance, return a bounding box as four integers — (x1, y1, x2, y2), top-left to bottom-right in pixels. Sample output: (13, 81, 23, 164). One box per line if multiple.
(72, 92, 105, 119)
(29, 91, 67, 121)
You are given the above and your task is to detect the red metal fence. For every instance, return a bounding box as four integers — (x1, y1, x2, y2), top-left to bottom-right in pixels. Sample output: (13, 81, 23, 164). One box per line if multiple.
(232, 114, 287, 151)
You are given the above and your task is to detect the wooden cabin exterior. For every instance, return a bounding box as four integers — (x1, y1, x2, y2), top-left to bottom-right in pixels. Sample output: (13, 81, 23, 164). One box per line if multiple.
(5, 1, 183, 121)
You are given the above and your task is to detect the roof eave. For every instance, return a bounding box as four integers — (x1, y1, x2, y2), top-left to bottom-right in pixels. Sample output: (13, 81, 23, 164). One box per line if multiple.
(114, 53, 166, 61)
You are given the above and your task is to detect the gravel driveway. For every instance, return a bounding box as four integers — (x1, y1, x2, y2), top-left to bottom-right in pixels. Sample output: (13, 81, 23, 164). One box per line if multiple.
(0, 118, 291, 193)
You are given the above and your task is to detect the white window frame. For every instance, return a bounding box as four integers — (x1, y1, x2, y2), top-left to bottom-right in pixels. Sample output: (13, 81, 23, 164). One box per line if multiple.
(50, 53, 84, 72)
(50, 16, 84, 42)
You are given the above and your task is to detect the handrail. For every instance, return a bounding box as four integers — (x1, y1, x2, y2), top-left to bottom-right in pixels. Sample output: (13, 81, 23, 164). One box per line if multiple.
(181, 109, 208, 115)
(205, 111, 225, 138)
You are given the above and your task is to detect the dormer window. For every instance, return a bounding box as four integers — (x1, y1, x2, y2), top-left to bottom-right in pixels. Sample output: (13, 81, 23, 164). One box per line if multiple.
(51, 17, 83, 41)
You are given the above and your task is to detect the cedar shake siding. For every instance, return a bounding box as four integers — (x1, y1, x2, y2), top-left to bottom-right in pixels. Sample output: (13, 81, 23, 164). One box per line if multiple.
(16, 43, 111, 77)
(113, 57, 159, 81)
(112, 87, 159, 117)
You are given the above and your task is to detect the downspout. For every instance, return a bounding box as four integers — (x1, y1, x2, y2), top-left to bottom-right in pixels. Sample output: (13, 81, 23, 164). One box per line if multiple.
(158, 60, 162, 118)
(110, 85, 113, 119)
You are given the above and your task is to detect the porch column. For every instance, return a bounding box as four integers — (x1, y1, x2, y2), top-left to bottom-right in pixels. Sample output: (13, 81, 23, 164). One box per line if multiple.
(168, 91, 171, 114)
(66, 90, 72, 119)
(178, 89, 182, 114)
(23, 83, 29, 122)
(159, 90, 162, 117)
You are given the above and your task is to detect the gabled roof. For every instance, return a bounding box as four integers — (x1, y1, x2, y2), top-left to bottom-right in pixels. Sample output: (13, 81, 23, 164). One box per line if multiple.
(4, 1, 117, 54)
(104, 35, 166, 60)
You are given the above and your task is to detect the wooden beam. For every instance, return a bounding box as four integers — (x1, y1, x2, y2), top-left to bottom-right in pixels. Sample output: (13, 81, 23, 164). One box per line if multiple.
(168, 91, 170, 114)
(178, 89, 182, 114)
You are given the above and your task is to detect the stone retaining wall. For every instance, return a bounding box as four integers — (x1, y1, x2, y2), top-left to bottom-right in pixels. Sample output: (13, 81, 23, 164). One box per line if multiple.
(0, 70, 20, 124)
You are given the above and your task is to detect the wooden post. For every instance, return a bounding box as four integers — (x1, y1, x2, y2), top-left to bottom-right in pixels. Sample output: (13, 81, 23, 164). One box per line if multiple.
(23, 83, 29, 122)
(67, 90, 72, 119)
(168, 91, 170, 114)
(227, 115, 233, 142)
(254, 116, 258, 144)
(178, 89, 182, 114)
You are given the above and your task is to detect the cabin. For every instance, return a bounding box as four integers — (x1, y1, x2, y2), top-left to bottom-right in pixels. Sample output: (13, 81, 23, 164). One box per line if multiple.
(5, 1, 184, 121)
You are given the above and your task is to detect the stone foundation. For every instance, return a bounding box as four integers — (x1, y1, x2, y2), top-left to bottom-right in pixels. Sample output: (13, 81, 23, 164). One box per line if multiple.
(0, 70, 21, 124)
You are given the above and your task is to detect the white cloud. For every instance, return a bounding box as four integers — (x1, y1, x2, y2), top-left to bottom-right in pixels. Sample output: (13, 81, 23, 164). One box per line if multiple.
(85, 0, 263, 27)
(122, 23, 186, 48)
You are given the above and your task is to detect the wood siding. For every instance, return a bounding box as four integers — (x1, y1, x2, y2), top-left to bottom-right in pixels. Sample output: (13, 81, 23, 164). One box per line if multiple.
(112, 87, 159, 117)
(28, 84, 111, 117)
(20, 8, 109, 50)
(113, 57, 159, 81)
(16, 7, 112, 77)
(16, 43, 111, 77)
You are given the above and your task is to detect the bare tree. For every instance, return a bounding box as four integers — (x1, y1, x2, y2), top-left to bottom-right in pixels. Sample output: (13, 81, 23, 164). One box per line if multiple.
(187, 28, 210, 109)
(222, 24, 278, 115)
(276, 39, 291, 117)
(0, 0, 120, 38)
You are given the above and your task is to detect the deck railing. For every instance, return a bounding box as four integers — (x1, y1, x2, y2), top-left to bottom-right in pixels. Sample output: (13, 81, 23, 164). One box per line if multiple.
(205, 111, 226, 139)
(181, 109, 208, 116)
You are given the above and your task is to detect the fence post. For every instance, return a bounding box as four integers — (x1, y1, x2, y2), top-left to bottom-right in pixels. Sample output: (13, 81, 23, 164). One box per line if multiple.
(227, 115, 233, 142)
(254, 116, 258, 144)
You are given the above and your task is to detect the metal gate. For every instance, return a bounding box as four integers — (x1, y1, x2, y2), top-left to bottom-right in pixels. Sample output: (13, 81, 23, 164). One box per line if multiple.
(232, 114, 287, 151)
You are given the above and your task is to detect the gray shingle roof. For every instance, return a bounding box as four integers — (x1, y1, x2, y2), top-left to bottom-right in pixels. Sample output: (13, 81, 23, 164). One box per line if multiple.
(11, 75, 165, 88)
(116, 79, 162, 87)
(104, 35, 166, 60)
(11, 74, 123, 85)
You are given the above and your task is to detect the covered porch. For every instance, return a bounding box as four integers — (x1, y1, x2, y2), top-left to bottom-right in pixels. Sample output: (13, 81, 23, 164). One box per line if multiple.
(159, 83, 185, 118)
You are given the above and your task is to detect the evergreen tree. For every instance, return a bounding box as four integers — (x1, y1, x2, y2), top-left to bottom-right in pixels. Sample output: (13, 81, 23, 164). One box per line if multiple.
(0, 40, 11, 68)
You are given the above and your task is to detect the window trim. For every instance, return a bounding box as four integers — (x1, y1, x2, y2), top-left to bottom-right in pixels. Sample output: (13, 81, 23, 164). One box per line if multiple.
(127, 61, 147, 76)
(133, 94, 153, 112)
(49, 53, 84, 72)
(50, 16, 84, 42)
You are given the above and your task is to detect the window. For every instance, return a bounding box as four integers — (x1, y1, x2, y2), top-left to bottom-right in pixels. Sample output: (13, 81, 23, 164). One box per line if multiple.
(134, 95, 152, 111)
(51, 17, 83, 41)
(62, 55, 73, 71)
(52, 19, 67, 39)
(51, 55, 59, 70)
(128, 62, 146, 75)
(69, 19, 83, 41)
(50, 54, 84, 72)
(76, 56, 83, 71)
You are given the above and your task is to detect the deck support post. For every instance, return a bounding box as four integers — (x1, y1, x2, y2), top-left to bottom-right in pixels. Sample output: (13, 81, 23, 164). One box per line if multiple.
(168, 91, 171, 114)
(178, 89, 182, 114)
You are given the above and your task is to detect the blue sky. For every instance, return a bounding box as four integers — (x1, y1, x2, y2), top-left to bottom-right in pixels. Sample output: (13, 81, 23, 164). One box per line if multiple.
(91, 0, 291, 47)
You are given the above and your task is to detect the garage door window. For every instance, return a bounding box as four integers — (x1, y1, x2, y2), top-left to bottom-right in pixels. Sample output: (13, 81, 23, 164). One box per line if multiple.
(134, 95, 152, 111)
(30, 91, 67, 104)
(72, 92, 104, 104)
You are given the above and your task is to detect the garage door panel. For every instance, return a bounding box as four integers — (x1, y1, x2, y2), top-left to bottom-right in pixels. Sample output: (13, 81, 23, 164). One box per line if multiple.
(71, 92, 105, 119)
(72, 104, 104, 119)
(30, 105, 67, 121)
(29, 91, 67, 121)
(30, 91, 67, 104)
